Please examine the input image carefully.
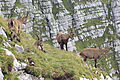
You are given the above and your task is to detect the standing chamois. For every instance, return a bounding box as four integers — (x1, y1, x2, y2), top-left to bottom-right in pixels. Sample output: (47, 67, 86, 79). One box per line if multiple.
(34, 34, 46, 53)
(8, 12, 29, 43)
(56, 28, 74, 51)
(80, 45, 110, 68)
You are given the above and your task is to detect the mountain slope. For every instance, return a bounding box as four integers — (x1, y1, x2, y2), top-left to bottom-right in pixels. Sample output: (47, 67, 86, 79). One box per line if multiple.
(0, 16, 111, 80)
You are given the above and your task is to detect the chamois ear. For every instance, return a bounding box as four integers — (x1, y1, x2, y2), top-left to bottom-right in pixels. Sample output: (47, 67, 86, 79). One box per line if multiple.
(16, 11, 22, 20)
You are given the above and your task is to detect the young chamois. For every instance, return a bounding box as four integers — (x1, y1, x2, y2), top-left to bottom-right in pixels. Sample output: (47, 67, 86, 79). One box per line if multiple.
(80, 45, 110, 68)
(34, 34, 46, 53)
(56, 28, 74, 51)
(8, 12, 29, 43)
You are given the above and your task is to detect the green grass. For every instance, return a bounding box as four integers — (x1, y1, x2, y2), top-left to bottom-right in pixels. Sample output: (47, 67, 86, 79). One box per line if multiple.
(62, 0, 74, 14)
(52, 3, 59, 20)
(0, 16, 110, 79)
(15, 0, 26, 8)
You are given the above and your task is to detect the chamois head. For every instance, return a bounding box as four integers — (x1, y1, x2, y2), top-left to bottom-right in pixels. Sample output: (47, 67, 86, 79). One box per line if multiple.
(35, 33, 43, 46)
(17, 11, 29, 24)
(69, 28, 74, 40)
(104, 45, 110, 55)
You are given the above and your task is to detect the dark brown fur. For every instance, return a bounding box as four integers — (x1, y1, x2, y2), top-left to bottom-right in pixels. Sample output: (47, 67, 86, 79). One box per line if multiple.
(56, 28, 74, 51)
(8, 12, 29, 43)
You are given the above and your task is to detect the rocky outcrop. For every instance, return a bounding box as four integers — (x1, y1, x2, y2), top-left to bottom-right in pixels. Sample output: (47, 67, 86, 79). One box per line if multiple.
(15, 44, 24, 53)
(1, 32, 43, 79)
(0, 26, 7, 38)
(1, 0, 120, 52)
(2, 48, 44, 80)
(0, 0, 120, 79)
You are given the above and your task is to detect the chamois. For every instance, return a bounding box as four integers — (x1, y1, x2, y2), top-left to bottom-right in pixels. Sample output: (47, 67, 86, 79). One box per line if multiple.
(56, 28, 74, 51)
(6, 11, 29, 24)
(17, 11, 29, 24)
(80, 45, 110, 68)
(34, 34, 46, 53)
(8, 12, 29, 43)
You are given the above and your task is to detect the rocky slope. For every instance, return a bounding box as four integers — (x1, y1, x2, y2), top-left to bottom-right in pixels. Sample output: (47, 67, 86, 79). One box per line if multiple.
(0, 16, 113, 80)
(0, 0, 120, 79)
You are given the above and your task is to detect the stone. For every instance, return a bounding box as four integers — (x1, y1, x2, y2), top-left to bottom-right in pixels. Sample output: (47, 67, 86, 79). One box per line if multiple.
(53, 43, 59, 48)
(0, 11, 4, 18)
(0, 68, 4, 80)
(74, 36, 79, 41)
(17, 72, 44, 80)
(3, 39, 11, 47)
(78, 35, 84, 40)
(15, 44, 24, 53)
(2, 48, 26, 70)
(0, 26, 7, 38)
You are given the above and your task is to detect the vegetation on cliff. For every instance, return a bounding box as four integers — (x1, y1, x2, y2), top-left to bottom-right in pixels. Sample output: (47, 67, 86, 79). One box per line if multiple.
(0, 16, 110, 80)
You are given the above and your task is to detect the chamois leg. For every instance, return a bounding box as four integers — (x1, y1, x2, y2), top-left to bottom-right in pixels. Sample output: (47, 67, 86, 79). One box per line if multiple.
(40, 45, 46, 53)
(8, 26, 13, 41)
(60, 42, 64, 50)
(95, 59, 97, 68)
(84, 56, 87, 62)
(14, 26, 18, 43)
(14, 34, 17, 43)
(10, 31, 13, 41)
(17, 33, 20, 42)
(17, 30, 21, 42)
(65, 43, 68, 51)
(40, 45, 43, 51)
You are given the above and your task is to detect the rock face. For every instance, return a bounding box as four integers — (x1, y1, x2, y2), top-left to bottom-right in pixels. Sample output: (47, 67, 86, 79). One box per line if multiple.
(0, 68, 4, 80)
(1, 0, 119, 52)
(0, 0, 120, 79)
(0, 26, 7, 38)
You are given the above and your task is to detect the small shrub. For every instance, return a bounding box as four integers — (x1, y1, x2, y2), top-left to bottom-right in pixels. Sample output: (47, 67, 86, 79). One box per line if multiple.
(25, 66, 42, 77)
